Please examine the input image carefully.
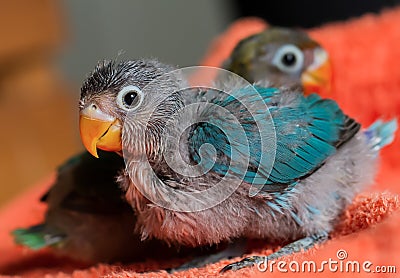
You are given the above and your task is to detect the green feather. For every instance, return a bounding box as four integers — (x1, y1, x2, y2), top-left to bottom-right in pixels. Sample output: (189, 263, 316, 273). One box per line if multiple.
(12, 225, 64, 250)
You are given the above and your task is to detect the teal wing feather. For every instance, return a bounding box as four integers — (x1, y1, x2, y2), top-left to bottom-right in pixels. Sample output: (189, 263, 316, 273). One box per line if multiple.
(189, 86, 360, 191)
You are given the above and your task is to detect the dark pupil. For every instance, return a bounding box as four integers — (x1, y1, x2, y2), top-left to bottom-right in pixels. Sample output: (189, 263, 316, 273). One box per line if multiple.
(281, 52, 296, 66)
(124, 91, 138, 106)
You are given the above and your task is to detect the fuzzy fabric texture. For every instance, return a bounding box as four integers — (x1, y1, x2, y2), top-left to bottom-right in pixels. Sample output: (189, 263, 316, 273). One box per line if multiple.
(1, 7, 400, 278)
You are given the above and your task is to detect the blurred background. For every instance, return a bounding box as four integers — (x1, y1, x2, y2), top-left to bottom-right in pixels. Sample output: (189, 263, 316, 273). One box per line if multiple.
(1, 0, 398, 207)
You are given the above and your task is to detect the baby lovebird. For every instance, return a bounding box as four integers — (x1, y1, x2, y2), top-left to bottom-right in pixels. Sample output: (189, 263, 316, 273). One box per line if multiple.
(78, 59, 396, 271)
(13, 151, 210, 264)
(224, 27, 332, 95)
(13, 151, 141, 263)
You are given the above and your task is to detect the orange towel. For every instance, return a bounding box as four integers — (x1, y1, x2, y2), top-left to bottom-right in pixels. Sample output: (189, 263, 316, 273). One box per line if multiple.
(1, 7, 400, 277)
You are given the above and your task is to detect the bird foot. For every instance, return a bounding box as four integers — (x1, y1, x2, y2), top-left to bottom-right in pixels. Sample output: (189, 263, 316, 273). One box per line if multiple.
(220, 232, 329, 273)
(168, 238, 247, 273)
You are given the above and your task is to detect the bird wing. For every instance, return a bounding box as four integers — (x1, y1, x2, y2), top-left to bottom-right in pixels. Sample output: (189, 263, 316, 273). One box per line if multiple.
(43, 151, 131, 214)
(188, 86, 360, 192)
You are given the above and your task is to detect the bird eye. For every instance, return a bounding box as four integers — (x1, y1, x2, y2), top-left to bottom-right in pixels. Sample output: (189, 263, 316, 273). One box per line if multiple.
(272, 44, 304, 74)
(116, 85, 144, 111)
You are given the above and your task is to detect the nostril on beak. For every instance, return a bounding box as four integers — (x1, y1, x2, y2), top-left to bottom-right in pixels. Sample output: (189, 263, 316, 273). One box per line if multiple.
(81, 103, 115, 122)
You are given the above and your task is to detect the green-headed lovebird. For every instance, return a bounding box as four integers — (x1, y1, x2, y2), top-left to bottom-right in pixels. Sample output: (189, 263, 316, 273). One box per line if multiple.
(224, 27, 332, 95)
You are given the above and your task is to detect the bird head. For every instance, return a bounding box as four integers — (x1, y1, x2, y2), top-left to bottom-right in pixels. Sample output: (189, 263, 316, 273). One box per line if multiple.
(79, 59, 183, 158)
(224, 27, 332, 95)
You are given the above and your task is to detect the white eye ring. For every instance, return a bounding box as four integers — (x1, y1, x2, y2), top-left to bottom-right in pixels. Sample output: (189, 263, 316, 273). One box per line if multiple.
(272, 44, 304, 74)
(116, 85, 144, 111)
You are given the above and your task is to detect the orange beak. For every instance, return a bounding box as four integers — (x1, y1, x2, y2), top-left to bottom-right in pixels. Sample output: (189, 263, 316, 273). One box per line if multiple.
(301, 47, 332, 96)
(79, 105, 122, 158)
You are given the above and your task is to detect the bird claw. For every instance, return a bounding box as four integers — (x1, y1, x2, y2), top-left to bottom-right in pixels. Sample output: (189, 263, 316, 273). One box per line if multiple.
(169, 239, 248, 273)
(220, 233, 329, 273)
(220, 256, 263, 273)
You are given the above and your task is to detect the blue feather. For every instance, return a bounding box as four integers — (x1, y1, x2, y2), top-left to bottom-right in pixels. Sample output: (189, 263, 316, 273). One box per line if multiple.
(189, 87, 360, 191)
(364, 119, 397, 151)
